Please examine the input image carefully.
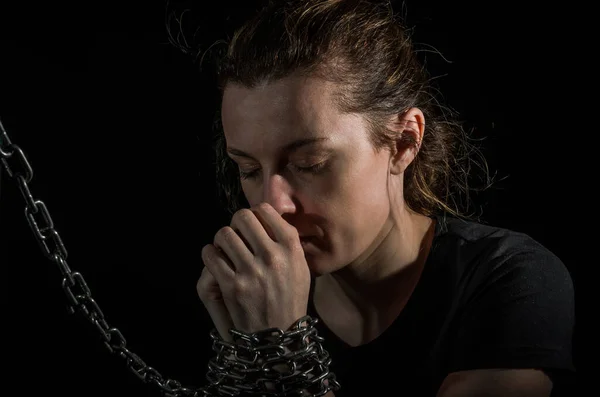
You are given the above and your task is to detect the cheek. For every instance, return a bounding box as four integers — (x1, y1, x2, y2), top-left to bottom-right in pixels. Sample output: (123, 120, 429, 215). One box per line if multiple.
(327, 160, 390, 244)
(342, 154, 390, 211)
(348, 168, 390, 227)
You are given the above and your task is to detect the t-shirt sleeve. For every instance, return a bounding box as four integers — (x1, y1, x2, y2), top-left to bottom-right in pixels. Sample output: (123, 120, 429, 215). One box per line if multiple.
(446, 235, 575, 388)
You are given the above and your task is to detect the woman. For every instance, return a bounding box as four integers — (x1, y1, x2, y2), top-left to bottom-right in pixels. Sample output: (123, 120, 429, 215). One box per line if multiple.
(174, 0, 575, 395)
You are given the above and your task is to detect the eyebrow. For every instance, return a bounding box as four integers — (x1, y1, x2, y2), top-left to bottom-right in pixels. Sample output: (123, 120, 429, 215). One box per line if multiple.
(227, 137, 331, 159)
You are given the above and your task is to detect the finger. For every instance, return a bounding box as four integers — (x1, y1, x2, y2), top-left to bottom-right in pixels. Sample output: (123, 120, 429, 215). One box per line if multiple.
(230, 208, 274, 255)
(197, 266, 235, 342)
(196, 262, 226, 302)
(213, 227, 255, 272)
(202, 243, 235, 281)
(252, 203, 298, 244)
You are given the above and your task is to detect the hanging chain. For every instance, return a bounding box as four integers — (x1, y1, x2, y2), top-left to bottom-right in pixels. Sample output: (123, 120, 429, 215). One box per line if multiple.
(0, 121, 341, 397)
(1, 120, 215, 396)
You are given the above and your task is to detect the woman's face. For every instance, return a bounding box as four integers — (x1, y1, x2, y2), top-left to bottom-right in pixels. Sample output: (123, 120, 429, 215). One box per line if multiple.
(221, 75, 398, 276)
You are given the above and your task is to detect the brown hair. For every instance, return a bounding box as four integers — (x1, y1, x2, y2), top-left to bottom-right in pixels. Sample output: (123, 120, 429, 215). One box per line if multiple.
(168, 0, 493, 219)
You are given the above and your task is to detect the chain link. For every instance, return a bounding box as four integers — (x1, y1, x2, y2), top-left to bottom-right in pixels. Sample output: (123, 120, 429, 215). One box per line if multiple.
(1, 120, 341, 397)
(205, 317, 340, 396)
(1, 119, 212, 395)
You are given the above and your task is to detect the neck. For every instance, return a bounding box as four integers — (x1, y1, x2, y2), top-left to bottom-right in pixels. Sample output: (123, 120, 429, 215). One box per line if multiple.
(322, 209, 435, 320)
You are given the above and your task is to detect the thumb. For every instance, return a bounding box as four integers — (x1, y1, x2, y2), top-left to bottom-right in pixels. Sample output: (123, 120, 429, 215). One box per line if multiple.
(197, 266, 235, 343)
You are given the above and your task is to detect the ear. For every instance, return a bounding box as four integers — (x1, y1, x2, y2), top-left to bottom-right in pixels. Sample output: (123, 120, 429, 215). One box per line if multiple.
(388, 107, 425, 175)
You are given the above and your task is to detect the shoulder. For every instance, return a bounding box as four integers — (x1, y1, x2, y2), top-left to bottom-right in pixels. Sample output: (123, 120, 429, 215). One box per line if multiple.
(427, 215, 575, 393)
(437, 214, 554, 257)
(432, 215, 573, 291)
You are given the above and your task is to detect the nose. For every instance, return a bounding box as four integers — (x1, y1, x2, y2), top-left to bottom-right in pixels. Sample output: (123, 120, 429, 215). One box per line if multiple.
(261, 173, 297, 216)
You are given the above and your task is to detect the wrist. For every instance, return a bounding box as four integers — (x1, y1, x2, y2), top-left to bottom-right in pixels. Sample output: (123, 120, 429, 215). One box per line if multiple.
(205, 316, 340, 396)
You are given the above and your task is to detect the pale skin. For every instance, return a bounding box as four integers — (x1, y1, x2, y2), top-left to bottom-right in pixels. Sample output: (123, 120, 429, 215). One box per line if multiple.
(198, 74, 553, 396)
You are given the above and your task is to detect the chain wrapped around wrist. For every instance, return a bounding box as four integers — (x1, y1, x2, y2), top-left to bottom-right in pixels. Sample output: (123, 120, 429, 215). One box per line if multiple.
(1, 124, 341, 397)
(202, 315, 341, 397)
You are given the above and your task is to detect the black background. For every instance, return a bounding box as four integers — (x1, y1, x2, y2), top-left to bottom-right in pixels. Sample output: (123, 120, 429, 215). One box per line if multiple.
(1, 1, 577, 396)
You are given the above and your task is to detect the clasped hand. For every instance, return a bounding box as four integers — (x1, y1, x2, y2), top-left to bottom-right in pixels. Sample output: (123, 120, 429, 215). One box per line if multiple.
(197, 203, 311, 342)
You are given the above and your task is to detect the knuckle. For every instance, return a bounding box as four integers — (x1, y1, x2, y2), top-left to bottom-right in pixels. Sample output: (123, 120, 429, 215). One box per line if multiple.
(215, 226, 234, 244)
(217, 226, 232, 236)
(286, 229, 299, 244)
(231, 279, 250, 297)
(257, 202, 272, 212)
(288, 239, 303, 253)
(232, 208, 254, 224)
(264, 250, 283, 266)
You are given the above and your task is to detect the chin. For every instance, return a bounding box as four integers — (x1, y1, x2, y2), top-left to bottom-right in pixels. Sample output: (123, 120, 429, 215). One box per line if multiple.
(305, 253, 334, 278)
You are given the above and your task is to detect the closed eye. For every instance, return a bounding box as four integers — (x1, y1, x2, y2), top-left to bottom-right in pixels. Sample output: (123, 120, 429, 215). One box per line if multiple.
(239, 162, 328, 180)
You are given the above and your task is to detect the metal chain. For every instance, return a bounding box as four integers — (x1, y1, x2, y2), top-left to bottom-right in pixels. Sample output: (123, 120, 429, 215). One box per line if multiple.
(1, 120, 209, 396)
(0, 120, 341, 397)
(206, 317, 340, 396)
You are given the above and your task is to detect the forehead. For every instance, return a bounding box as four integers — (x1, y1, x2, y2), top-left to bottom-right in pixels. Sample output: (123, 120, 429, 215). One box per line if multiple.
(221, 76, 341, 144)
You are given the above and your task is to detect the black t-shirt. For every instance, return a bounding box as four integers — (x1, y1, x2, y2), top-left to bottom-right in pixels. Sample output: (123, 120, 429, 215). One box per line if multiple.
(307, 215, 575, 396)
